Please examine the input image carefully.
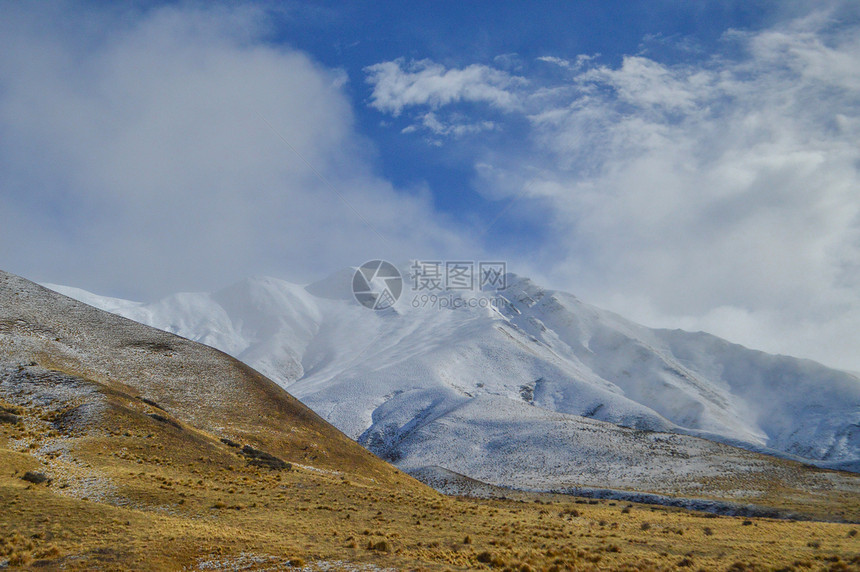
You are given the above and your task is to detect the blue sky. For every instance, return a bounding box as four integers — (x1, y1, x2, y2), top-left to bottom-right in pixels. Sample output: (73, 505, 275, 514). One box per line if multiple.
(1, 1, 859, 371)
(270, 1, 782, 247)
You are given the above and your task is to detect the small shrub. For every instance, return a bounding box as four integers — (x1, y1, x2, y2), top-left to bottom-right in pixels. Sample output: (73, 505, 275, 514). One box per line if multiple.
(140, 397, 165, 410)
(148, 413, 181, 430)
(463, 535, 472, 544)
(288, 557, 306, 567)
(677, 557, 694, 567)
(8, 551, 33, 567)
(703, 526, 714, 536)
(366, 540, 390, 552)
(21, 471, 50, 485)
(476, 551, 493, 563)
(742, 520, 753, 526)
(240, 445, 290, 470)
(640, 522, 651, 531)
(620, 507, 631, 514)
(34, 546, 61, 559)
(807, 541, 820, 549)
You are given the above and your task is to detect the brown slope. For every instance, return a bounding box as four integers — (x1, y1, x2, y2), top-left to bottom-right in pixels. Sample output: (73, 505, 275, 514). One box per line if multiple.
(0, 269, 412, 486)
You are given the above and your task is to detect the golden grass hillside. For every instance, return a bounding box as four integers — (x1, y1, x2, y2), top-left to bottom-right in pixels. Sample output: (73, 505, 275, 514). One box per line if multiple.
(1, 270, 859, 570)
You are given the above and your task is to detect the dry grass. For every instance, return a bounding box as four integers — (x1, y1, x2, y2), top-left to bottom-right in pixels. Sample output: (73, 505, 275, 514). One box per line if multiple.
(2, 394, 859, 571)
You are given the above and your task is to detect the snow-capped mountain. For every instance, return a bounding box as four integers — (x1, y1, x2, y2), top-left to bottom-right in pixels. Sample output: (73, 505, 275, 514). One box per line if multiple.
(44, 269, 860, 494)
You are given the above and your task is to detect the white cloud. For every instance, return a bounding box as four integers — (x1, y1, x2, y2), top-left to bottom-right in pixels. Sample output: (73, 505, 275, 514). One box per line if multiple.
(367, 9, 860, 371)
(407, 112, 496, 138)
(536, 54, 597, 70)
(537, 56, 572, 68)
(364, 58, 525, 138)
(365, 58, 526, 116)
(521, 14, 860, 370)
(0, 3, 477, 298)
(578, 56, 711, 112)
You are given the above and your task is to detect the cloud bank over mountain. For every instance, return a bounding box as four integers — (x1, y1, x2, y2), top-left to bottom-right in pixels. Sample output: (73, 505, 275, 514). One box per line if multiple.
(365, 8, 860, 371)
(0, 3, 477, 299)
(1, 2, 859, 370)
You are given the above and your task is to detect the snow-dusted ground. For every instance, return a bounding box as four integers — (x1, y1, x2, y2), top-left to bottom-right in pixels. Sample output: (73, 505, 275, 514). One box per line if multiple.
(43, 268, 860, 493)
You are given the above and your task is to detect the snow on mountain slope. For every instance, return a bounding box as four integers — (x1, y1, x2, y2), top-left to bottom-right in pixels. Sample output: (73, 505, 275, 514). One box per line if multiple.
(43, 269, 860, 489)
(385, 394, 807, 499)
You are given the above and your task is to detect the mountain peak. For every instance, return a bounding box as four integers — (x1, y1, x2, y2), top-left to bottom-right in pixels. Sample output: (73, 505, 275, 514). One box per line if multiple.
(41, 270, 860, 487)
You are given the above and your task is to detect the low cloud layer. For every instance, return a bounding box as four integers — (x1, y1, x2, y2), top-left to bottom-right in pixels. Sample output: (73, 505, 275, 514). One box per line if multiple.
(0, 3, 475, 298)
(1, 3, 858, 371)
(366, 9, 860, 371)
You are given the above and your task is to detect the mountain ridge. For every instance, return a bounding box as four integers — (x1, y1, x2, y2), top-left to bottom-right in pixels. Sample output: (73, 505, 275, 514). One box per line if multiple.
(3, 270, 411, 486)
(43, 268, 860, 488)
